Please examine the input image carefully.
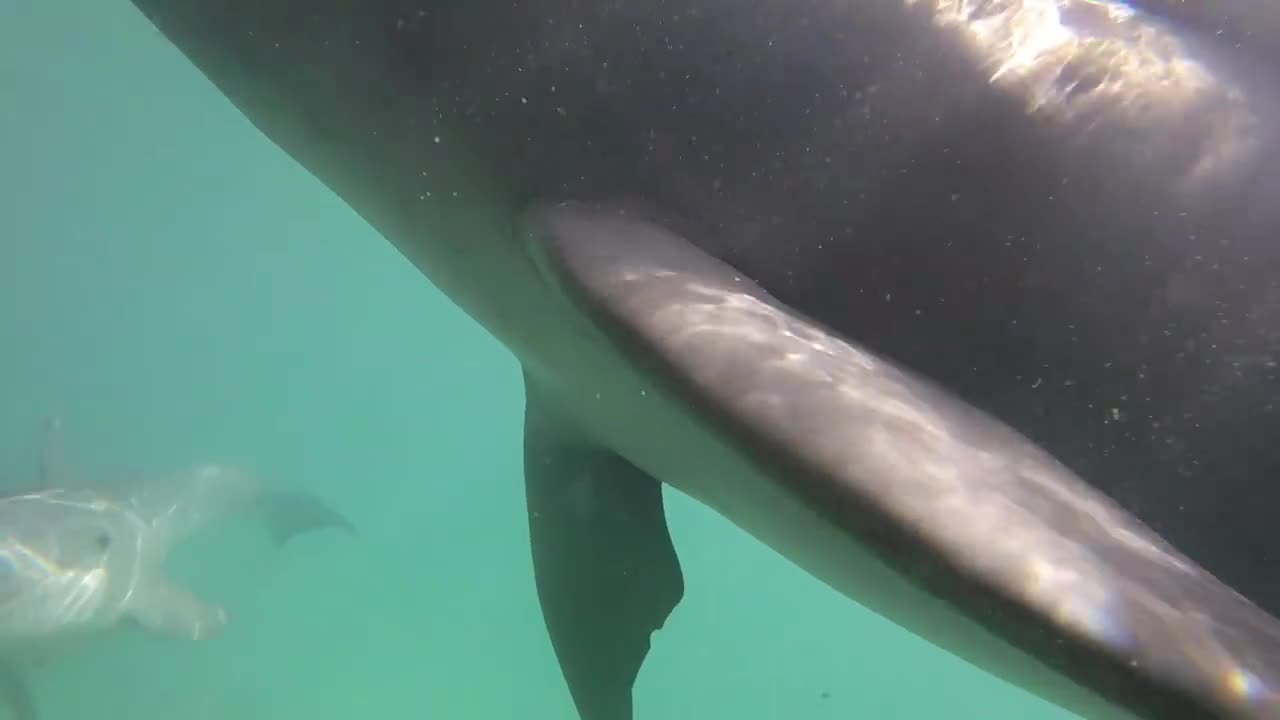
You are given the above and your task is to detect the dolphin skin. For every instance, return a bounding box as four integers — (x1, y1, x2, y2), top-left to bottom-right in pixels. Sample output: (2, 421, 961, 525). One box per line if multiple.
(124, 1, 1280, 718)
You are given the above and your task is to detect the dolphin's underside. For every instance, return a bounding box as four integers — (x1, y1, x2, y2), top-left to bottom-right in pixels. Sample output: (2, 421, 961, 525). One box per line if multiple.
(125, 0, 1280, 718)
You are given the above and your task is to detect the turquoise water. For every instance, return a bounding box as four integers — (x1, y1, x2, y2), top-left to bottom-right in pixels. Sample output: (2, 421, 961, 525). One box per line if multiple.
(0, 2, 1079, 718)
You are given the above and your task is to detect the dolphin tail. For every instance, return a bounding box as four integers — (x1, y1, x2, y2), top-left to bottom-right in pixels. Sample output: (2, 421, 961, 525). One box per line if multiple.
(261, 490, 356, 546)
(0, 662, 35, 720)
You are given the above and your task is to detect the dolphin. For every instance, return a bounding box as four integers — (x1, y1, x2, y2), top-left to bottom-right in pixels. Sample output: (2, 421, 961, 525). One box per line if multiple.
(123, 0, 1280, 718)
(0, 417, 354, 719)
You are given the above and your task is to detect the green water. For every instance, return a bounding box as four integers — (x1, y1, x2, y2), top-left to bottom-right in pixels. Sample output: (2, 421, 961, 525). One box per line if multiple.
(0, 1, 1079, 718)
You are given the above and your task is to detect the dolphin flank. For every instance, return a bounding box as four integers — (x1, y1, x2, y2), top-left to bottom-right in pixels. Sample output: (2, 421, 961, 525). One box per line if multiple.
(125, 1, 1280, 719)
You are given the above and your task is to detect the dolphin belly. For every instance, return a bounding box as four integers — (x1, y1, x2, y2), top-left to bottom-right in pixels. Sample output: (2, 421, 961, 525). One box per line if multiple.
(540, 338, 1135, 720)
(515, 202, 1225, 720)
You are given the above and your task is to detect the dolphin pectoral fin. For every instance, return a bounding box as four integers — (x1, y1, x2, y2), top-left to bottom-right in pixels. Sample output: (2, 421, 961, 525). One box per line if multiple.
(0, 662, 35, 720)
(126, 580, 229, 641)
(522, 375, 685, 720)
(261, 490, 356, 547)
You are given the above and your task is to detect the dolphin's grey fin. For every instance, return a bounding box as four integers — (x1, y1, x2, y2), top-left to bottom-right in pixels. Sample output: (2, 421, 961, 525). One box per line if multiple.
(522, 374, 684, 720)
(520, 201, 1280, 719)
(125, 578, 228, 641)
(0, 662, 35, 720)
(261, 490, 356, 546)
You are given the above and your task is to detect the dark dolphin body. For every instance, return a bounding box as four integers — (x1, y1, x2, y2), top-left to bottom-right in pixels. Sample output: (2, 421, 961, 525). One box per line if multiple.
(124, 1, 1280, 718)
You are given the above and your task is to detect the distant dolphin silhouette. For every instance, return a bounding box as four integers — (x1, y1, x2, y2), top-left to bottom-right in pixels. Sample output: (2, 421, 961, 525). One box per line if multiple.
(127, 1, 1280, 718)
(0, 417, 353, 719)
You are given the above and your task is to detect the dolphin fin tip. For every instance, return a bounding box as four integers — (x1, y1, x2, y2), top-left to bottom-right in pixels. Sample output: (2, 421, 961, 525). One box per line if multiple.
(264, 490, 356, 546)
